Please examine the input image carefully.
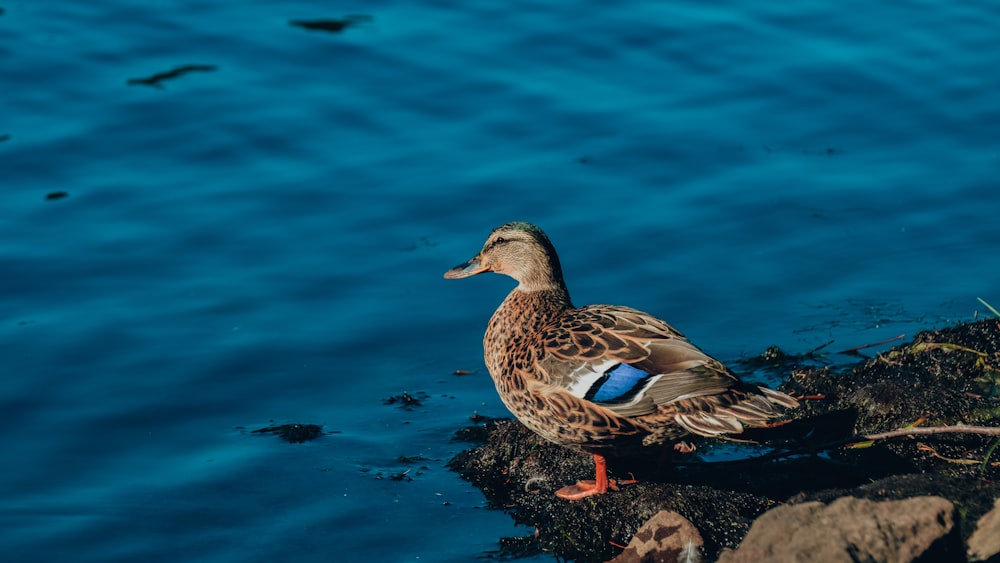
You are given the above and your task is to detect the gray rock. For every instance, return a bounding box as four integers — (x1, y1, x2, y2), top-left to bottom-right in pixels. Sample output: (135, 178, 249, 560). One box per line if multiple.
(610, 510, 703, 563)
(716, 496, 963, 563)
(968, 497, 1000, 561)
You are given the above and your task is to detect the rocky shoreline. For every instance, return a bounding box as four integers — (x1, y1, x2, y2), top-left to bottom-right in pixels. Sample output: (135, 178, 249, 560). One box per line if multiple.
(449, 319, 1000, 562)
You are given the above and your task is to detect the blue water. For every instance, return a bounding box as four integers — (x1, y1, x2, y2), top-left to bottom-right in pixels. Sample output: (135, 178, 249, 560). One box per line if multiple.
(2, 2, 998, 561)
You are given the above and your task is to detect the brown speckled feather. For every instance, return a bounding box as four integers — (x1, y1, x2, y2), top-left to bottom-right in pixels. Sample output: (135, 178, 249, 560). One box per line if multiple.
(445, 221, 798, 458)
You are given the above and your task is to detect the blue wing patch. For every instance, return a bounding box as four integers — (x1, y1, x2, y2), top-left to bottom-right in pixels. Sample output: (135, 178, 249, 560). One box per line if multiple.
(585, 362, 652, 404)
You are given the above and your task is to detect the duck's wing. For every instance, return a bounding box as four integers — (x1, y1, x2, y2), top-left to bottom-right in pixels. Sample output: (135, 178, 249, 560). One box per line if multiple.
(536, 305, 796, 434)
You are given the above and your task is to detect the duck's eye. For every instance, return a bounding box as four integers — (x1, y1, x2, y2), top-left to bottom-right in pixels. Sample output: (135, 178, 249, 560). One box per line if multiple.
(493, 237, 507, 246)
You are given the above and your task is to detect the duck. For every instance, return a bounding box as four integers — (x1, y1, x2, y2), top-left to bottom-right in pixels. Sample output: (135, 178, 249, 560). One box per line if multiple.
(444, 221, 798, 500)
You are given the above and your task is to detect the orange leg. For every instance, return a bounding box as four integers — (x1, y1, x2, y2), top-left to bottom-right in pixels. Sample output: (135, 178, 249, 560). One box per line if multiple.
(555, 454, 637, 500)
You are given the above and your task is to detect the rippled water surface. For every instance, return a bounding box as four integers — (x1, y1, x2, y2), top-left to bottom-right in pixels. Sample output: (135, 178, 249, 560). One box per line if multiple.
(2, 2, 998, 561)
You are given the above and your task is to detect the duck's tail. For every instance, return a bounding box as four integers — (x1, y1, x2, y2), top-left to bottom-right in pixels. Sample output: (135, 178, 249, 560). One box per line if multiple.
(672, 385, 798, 437)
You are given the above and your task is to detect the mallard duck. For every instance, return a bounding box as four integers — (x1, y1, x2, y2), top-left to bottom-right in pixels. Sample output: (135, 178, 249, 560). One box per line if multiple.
(445, 221, 798, 500)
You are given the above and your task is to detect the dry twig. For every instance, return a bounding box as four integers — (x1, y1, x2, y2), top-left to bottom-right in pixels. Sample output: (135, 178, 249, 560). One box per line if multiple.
(862, 424, 1000, 441)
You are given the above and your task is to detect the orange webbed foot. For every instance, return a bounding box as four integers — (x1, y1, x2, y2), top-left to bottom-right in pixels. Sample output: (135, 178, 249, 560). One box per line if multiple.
(556, 480, 605, 500)
(555, 453, 638, 500)
(555, 479, 635, 500)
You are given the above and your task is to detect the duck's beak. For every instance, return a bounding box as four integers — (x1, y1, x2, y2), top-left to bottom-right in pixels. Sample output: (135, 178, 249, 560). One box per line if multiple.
(444, 255, 489, 279)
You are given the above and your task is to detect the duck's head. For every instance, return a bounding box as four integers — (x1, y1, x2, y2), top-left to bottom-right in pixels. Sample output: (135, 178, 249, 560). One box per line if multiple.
(444, 221, 566, 292)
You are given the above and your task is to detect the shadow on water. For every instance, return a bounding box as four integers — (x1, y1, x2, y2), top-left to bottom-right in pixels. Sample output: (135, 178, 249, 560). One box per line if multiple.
(288, 15, 373, 34)
(126, 65, 219, 89)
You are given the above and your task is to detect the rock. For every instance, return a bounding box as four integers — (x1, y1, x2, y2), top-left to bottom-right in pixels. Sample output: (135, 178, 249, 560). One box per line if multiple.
(449, 320, 1000, 562)
(448, 417, 778, 561)
(716, 496, 963, 563)
(609, 510, 704, 563)
(968, 498, 1000, 561)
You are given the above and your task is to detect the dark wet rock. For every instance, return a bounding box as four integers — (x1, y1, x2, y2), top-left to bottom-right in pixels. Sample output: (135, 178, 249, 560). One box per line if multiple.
(379, 469, 413, 482)
(609, 510, 703, 563)
(451, 413, 500, 443)
(448, 418, 776, 561)
(490, 535, 545, 560)
(968, 498, 1000, 561)
(739, 344, 795, 367)
(449, 320, 1000, 561)
(383, 391, 428, 409)
(250, 423, 323, 443)
(716, 496, 962, 563)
